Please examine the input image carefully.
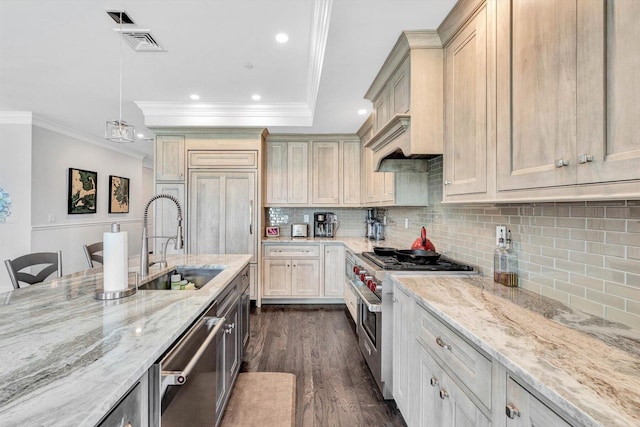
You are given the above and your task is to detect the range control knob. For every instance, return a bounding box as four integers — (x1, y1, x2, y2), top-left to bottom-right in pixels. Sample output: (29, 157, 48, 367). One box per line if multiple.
(353, 266, 360, 275)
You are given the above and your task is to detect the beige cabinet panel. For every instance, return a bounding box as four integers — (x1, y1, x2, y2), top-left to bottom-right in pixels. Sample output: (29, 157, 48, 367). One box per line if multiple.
(188, 170, 256, 261)
(156, 135, 185, 181)
(188, 151, 257, 168)
(343, 279, 357, 321)
(287, 142, 309, 204)
(390, 57, 410, 116)
(291, 259, 320, 296)
(505, 377, 571, 427)
(311, 141, 340, 205)
(154, 183, 185, 256)
(578, 0, 640, 184)
(393, 284, 412, 419)
(496, 0, 577, 191)
(444, 4, 488, 197)
(249, 263, 257, 299)
(342, 140, 361, 205)
(323, 245, 344, 297)
(262, 259, 291, 296)
(265, 142, 288, 204)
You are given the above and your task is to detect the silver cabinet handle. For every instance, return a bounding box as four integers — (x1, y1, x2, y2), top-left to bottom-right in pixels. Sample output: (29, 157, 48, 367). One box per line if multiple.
(364, 341, 372, 356)
(506, 404, 521, 419)
(439, 389, 449, 400)
(578, 154, 594, 164)
(555, 159, 569, 167)
(436, 336, 452, 351)
(444, 180, 451, 185)
(161, 316, 226, 385)
(249, 200, 253, 234)
(430, 377, 439, 387)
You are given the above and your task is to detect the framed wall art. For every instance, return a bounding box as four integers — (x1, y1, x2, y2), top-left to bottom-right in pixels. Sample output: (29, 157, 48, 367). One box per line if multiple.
(108, 175, 130, 213)
(68, 168, 97, 214)
(266, 226, 280, 237)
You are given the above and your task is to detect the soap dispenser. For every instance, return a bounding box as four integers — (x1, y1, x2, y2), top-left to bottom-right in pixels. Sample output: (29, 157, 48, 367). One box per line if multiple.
(493, 230, 507, 284)
(502, 230, 519, 287)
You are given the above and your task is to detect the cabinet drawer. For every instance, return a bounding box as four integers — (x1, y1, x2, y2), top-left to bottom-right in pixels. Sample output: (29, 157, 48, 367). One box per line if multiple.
(415, 302, 492, 409)
(263, 244, 319, 258)
(189, 151, 257, 168)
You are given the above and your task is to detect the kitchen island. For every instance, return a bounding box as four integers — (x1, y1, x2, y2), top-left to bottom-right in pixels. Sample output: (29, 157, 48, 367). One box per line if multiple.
(0, 253, 251, 426)
(391, 274, 640, 427)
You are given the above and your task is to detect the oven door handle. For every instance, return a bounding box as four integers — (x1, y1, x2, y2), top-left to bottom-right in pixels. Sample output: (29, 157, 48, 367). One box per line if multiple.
(352, 282, 382, 313)
(161, 316, 226, 386)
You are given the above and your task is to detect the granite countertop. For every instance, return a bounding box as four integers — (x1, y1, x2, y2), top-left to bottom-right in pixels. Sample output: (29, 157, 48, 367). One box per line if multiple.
(0, 253, 251, 427)
(262, 236, 402, 254)
(392, 275, 640, 427)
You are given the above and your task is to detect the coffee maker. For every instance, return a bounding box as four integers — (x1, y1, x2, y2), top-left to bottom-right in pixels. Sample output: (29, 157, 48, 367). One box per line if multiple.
(314, 212, 338, 237)
(366, 208, 386, 240)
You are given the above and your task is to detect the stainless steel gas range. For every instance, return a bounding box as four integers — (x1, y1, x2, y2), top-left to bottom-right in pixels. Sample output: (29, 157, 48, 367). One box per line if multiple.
(346, 249, 478, 399)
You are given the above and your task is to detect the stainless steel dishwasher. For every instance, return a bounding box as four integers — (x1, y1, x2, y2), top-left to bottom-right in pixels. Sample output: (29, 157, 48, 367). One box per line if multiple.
(158, 302, 226, 426)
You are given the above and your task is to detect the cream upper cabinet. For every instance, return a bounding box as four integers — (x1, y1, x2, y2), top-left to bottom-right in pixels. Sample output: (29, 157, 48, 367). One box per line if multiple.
(155, 135, 185, 181)
(577, 0, 640, 184)
(311, 141, 340, 205)
(443, 3, 490, 199)
(496, 0, 578, 191)
(265, 141, 308, 205)
(342, 140, 361, 206)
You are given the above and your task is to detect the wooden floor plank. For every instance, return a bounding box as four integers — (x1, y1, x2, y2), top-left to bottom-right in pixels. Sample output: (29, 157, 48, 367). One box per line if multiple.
(241, 304, 406, 427)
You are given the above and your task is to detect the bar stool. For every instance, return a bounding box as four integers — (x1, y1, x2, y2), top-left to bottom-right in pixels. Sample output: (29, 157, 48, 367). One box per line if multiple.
(82, 242, 103, 268)
(4, 251, 63, 289)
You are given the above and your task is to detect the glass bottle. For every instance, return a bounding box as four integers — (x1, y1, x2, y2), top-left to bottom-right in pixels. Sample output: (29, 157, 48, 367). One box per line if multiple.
(493, 231, 506, 284)
(502, 230, 519, 287)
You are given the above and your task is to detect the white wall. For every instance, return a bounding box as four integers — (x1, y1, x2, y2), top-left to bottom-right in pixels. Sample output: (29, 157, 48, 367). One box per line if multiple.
(0, 114, 151, 292)
(0, 115, 33, 289)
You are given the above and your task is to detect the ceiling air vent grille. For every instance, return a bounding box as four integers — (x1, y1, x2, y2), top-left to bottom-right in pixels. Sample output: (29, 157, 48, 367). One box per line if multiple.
(107, 10, 134, 24)
(120, 30, 166, 52)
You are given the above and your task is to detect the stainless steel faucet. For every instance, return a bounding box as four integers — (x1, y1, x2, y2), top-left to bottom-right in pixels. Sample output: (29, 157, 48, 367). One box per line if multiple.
(140, 194, 184, 277)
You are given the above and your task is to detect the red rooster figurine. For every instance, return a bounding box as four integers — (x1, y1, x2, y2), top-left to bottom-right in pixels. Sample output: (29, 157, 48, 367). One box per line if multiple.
(411, 227, 436, 252)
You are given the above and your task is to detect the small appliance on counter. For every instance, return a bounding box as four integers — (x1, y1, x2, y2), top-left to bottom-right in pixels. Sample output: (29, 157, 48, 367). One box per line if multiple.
(314, 212, 339, 237)
(365, 208, 386, 241)
(291, 223, 308, 238)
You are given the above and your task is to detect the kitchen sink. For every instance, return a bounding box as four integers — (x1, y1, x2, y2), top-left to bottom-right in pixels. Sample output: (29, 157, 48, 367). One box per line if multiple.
(138, 267, 223, 290)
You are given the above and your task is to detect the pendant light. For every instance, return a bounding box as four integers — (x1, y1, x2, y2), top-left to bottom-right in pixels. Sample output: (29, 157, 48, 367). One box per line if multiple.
(106, 11, 134, 143)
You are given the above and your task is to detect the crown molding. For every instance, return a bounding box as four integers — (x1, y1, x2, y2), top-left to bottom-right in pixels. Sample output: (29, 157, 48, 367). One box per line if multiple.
(0, 111, 33, 124)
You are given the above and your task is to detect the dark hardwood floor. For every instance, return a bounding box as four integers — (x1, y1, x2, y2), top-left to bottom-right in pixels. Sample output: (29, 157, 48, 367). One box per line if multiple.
(241, 304, 406, 427)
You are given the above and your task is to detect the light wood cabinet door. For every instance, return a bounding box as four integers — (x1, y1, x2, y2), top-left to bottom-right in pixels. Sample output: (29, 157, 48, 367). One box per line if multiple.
(577, 1, 640, 184)
(444, 4, 488, 197)
(505, 377, 571, 427)
(496, 0, 577, 191)
(155, 135, 185, 181)
(189, 171, 256, 261)
(287, 142, 309, 204)
(392, 284, 412, 419)
(291, 259, 320, 296)
(262, 259, 291, 296)
(390, 57, 410, 116)
(265, 142, 288, 204)
(154, 183, 185, 255)
(342, 140, 361, 205)
(311, 141, 340, 205)
(323, 245, 344, 297)
(362, 142, 393, 205)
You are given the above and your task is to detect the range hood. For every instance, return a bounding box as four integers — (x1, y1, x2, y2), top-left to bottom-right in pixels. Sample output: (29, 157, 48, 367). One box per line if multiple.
(362, 31, 443, 173)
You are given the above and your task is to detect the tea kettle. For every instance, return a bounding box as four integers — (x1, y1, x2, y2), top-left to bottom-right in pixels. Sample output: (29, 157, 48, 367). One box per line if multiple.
(411, 227, 435, 252)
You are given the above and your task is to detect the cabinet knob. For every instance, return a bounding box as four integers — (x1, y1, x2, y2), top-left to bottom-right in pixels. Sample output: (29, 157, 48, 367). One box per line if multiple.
(435, 336, 452, 351)
(505, 404, 521, 419)
(430, 377, 439, 387)
(444, 180, 451, 185)
(578, 154, 594, 164)
(392, 297, 398, 303)
(439, 389, 449, 400)
(555, 159, 569, 168)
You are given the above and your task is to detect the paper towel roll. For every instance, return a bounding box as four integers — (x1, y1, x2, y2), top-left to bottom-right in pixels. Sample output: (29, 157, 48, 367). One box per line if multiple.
(103, 225, 129, 292)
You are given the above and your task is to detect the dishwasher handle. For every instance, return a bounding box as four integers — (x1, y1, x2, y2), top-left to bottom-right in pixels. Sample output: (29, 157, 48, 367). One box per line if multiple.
(161, 316, 226, 386)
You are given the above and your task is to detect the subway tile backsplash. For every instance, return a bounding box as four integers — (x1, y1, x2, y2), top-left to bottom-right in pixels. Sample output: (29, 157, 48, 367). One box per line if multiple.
(266, 156, 640, 328)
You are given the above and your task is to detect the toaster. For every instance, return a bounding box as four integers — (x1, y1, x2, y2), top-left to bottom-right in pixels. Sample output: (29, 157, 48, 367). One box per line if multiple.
(291, 223, 308, 238)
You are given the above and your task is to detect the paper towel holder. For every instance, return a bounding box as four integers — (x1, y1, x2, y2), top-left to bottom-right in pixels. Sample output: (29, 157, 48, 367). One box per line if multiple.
(95, 272, 138, 300)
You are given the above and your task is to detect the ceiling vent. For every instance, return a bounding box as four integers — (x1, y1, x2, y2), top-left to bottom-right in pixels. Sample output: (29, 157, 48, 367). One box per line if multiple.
(106, 10, 134, 25)
(115, 29, 166, 52)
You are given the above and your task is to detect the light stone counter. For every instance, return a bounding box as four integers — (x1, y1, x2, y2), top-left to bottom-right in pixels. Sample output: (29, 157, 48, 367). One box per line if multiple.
(0, 253, 251, 427)
(262, 236, 403, 254)
(393, 275, 640, 427)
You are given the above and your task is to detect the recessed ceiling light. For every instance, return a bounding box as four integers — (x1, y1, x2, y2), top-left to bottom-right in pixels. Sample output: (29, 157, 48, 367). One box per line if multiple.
(275, 33, 289, 43)
(358, 109, 368, 115)
(137, 133, 145, 138)
(190, 94, 200, 100)
(252, 94, 261, 101)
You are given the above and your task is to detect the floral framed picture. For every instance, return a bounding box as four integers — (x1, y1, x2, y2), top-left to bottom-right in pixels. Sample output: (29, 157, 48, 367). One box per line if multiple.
(68, 168, 97, 214)
(108, 175, 130, 213)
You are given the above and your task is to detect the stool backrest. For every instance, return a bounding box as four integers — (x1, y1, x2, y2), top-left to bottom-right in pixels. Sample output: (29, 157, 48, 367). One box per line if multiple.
(4, 251, 63, 289)
(83, 242, 103, 268)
